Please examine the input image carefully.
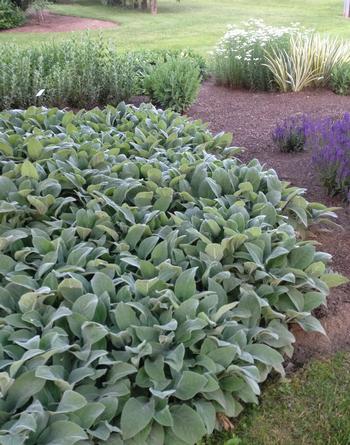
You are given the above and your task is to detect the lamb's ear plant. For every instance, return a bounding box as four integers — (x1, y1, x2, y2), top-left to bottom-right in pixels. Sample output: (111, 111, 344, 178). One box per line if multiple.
(0, 104, 346, 445)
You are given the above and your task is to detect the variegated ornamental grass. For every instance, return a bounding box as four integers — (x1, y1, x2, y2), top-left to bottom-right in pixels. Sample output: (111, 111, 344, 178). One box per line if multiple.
(213, 20, 350, 93)
(0, 104, 346, 445)
(264, 33, 350, 92)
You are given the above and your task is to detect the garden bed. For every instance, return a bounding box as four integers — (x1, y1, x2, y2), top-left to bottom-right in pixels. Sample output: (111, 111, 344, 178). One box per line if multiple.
(2, 104, 332, 445)
(1, 11, 118, 33)
(189, 81, 350, 364)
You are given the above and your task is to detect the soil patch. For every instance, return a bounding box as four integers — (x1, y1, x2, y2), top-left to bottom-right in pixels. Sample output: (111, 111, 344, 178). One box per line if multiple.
(189, 81, 350, 363)
(1, 11, 118, 33)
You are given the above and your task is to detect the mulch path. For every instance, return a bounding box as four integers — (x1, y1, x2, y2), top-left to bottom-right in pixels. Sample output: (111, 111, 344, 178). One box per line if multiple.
(189, 81, 350, 364)
(1, 11, 118, 33)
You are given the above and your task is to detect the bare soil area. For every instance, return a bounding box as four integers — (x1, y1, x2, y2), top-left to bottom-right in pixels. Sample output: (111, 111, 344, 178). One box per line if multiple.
(189, 81, 350, 364)
(1, 11, 118, 33)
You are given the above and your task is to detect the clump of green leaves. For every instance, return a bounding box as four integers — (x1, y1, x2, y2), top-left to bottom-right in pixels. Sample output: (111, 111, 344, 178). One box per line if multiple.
(330, 62, 350, 95)
(0, 0, 25, 30)
(0, 35, 137, 109)
(133, 48, 208, 81)
(144, 57, 201, 112)
(0, 104, 345, 445)
(0, 36, 205, 110)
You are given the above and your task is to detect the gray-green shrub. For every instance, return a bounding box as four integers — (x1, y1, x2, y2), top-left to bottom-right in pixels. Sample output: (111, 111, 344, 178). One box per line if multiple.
(133, 48, 207, 80)
(144, 57, 201, 111)
(0, 104, 345, 445)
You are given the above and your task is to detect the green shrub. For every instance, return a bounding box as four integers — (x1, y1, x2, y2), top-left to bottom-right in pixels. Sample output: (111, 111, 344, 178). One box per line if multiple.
(0, 104, 345, 445)
(133, 48, 207, 81)
(330, 62, 350, 95)
(0, 36, 204, 110)
(0, 0, 25, 30)
(0, 35, 137, 109)
(144, 57, 201, 111)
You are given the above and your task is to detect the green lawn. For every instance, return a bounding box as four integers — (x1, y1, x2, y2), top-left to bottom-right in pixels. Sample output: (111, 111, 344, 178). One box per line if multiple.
(2, 0, 350, 54)
(203, 353, 350, 445)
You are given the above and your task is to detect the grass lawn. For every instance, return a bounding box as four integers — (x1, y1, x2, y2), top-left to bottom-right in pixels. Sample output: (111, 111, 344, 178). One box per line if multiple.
(2, 0, 350, 54)
(203, 353, 350, 445)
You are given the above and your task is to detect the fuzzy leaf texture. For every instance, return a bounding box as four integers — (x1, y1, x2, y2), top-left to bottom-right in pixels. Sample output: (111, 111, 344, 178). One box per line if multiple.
(0, 104, 346, 445)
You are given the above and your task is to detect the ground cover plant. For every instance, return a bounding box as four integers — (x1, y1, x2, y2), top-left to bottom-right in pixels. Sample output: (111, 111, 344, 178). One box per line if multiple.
(0, 36, 203, 110)
(0, 103, 346, 445)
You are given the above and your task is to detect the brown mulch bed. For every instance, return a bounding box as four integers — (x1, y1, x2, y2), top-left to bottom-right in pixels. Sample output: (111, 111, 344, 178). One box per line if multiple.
(1, 11, 118, 33)
(189, 81, 350, 364)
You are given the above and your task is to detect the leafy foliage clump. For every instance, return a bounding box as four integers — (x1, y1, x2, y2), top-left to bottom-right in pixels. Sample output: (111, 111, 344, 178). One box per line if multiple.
(0, 104, 343, 445)
(330, 62, 350, 95)
(0, 36, 137, 110)
(0, 0, 25, 30)
(0, 36, 205, 110)
(144, 57, 201, 112)
(131, 49, 207, 81)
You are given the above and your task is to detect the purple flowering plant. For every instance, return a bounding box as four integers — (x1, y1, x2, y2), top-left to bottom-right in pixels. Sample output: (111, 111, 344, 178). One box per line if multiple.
(272, 114, 311, 153)
(272, 113, 350, 199)
(310, 113, 350, 199)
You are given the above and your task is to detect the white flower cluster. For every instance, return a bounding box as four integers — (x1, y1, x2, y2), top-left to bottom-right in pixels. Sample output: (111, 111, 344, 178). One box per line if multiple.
(214, 19, 304, 63)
